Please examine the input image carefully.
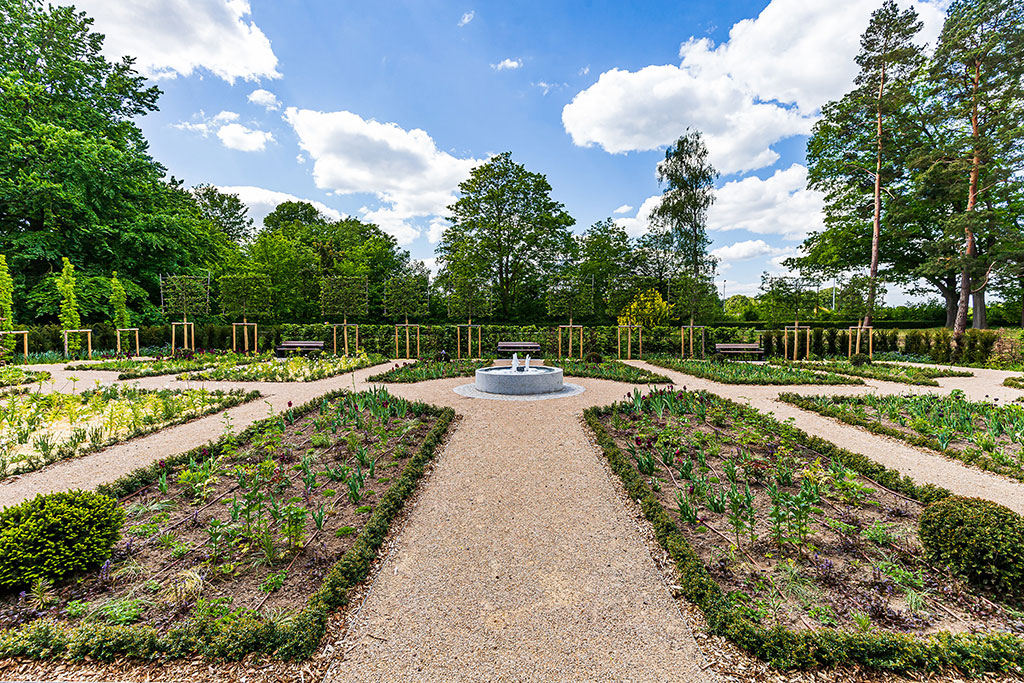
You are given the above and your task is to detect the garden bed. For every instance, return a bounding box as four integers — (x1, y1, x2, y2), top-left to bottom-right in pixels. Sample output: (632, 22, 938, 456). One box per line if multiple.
(587, 388, 1024, 673)
(780, 391, 1024, 483)
(68, 351, 269, 380)
(367, 358, 490, 383)
(0, 386, 258, 481)
(1004, 376, 1024, 391)
(645, 358, 863, 385)
(0, 367, 51, 388)
(0, 387, 454, 662)
(179, 353, 384, 382)
(768, 359, 972, 386)
(547, 359, 669, 383)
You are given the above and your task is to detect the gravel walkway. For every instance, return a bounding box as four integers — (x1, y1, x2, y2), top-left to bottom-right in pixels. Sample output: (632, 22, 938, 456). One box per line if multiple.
(626, 360, 1024, 514)
(324, 376, 710, 682)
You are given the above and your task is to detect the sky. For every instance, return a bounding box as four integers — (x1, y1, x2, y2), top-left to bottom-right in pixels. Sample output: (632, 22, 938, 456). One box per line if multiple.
(73, 0, 950, 301)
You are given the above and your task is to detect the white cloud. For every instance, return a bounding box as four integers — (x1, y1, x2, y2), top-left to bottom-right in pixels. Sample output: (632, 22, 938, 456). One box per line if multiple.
(74, 0, 280, 83)
(561, 0, 945, 173)
(709, 164, 824, 241)
(613, 195, 661, 238)
(174, 110, 239, 136)
(217, 123, 274, 151)
(534, 81, 568, 95)
(420, 257, 440, 276)
(248, 88, 280, 111)
(491, 58, 523, 71)
(711, 239, 789, 262)
(579, 66, 590, 76)
(458, 10, 475, 27)
(284, 107, 483, 245)
(217, 185, 342, 228)
(613, 204, 633, 215)
(427, 218, 448, 243)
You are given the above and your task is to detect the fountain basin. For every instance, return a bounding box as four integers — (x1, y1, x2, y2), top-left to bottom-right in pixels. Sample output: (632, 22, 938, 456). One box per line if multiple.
(475, 365, 563, 395)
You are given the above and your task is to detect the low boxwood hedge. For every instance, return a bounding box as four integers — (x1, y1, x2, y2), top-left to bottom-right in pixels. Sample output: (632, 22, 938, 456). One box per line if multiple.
(585, 394, 1024, 674)
(0, 389, 455, 662)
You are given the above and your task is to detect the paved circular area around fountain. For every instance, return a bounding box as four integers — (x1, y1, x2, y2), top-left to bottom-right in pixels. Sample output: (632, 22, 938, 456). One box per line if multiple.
(453, 381, 585, 401)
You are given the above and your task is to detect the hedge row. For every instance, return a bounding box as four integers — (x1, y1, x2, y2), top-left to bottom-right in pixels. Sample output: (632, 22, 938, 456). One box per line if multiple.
(1, 390, 456, 662)
(585, 395, 1023, 674)
(11, 322, 1001, 365)
(778, 393, 1024, 484)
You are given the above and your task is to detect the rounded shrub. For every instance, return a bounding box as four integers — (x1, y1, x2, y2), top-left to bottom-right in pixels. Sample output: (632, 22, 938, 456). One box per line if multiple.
(849, 353, 871, 366)
(918, 496, 1024, 598)
(0, 490, 124, 590)
(584, 351, 603, 364)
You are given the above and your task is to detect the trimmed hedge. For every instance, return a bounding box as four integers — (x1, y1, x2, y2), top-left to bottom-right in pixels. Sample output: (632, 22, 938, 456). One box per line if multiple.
(778, 393, 1024, 484)
(585, 396, 1024, 673)
(919, 497, 1024, 600)
(0, 490, 124, 589)
(1, 390, 455, 662)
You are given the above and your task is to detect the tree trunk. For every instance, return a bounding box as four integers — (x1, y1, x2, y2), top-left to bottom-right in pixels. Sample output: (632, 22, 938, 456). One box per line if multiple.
(953, 60, 983, 343)
(866, 64, 886, 328)
(972, 287, 986, 329)
(944, 286, 958, 328)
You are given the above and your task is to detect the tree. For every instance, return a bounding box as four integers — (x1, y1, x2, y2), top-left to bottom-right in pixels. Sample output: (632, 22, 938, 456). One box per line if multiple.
(757, 274, 820, 329)
(319, 275, 369, 323)
(109, 271, 130, 329)
(650, 130, 718, 276)
(193, 185, 254, 243)
(618, 289, 673, 328)
(931, 0, 1024, 337)
(546, 276, 594, 324)
(385, 269, 429, 324)
(577, 218, 635, 321)
(669, 271, 721, 327)
(161, 274, 210, 322)
(0, 255, 13, 357)
(853, 1, 924, 325)
(57, 257, 81, 354)
(218, 272, 272, 322)
(439, 152, 575, 319)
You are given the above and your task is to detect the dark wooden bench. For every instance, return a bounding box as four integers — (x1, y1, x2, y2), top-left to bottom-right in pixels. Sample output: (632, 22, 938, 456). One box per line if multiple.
(275, 340, 325, 358)
(715, 343, 764, 360)
(498, 341, 541, 356)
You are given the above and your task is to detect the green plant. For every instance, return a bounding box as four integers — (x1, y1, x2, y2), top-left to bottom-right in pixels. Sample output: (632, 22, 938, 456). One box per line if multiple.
(258, 570, 287, 593)
(849, 353, 871, 366)
(919, 496, 1024, 598)
(335, 526, 356, 537)
(0, 490, 124, 589)
(0, 254, 14, 359)
(97, 597, 147, 625)
(109, 271, 130, 329)
(56, 257, 82, 355)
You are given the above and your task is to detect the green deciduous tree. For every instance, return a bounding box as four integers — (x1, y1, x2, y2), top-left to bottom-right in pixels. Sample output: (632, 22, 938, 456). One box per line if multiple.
(439, 152, 575, 320)
(109, 271, 129, 329)
(193, 185, 254, 244)
(385, 268, 429, 324)
(546, 276, 594, 324)
(218, 272, 272, 322)
(0, 255, 13, 357)
(319, 275, 369, 323)
(57, 257, 81, 354)
(161, 274, 210, 322)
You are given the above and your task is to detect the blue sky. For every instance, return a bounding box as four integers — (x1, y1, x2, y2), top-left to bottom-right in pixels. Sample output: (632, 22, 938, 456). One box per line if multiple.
(75, 0, 948, 300)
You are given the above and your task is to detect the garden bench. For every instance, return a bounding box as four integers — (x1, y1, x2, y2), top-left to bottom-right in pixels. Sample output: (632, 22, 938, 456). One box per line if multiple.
(275, 340, 325, 358)
(715, 343, 764, 360)
(498, 341, 541, 356)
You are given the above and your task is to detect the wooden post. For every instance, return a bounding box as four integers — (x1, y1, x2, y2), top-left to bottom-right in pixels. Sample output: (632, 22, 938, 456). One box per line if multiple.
(457, 324, 462, 359)
(395, 326, 399, 359)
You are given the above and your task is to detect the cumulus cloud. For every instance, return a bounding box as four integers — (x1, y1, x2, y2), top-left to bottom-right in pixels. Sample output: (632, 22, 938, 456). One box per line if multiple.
(217, 185, 342, 228)
(458, 10, 474, 27)
(613, 204, 633, 215)
(711, 239, 790, 262)
(534, 81, 568, 95)
(427, 219, 448, 243)
(174, 110, 239, 136)
(491, 58, 523, 71)
(248, 88, 280, 110)
(561, 0, 945, 173)
(613, 195, 661, 238)
(709, 164, 825, 241)
(217, 123, 274, 151)
(74, 0, 280, 83)
(284, 107, 483, 245)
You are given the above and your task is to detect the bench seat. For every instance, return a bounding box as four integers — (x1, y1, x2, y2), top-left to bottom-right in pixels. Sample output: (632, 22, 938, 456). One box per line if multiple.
(275, 340, 325, 358)
(498, 341, 541, 355)
(715, 343, 764, 360)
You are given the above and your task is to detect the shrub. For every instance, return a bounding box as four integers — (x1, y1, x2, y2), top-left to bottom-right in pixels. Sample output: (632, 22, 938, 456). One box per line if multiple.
(584, 351, 603, 364)
(710, 352, 727, 364)
(850, 353, 871, 366)
(919, 496, 1024, 598)
(0, 491, 124, 590)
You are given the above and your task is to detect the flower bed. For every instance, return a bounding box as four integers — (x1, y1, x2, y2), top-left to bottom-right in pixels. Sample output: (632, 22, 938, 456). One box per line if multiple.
(69, 352, 269, 380)
(587, 388, 1023, 673)
(367, 359, 491, 383)
(546, 359, 669, 383)
(0, 386, 258, 481)
(0, 367, 51, 388)
(1004, 376, 1024, 390)
(645, 358, 863, 385)
(180, 353, 384, 382)
(780, 391, 1024, 482)
(0, 387, 454, 662)
(768, 359, 972, 386)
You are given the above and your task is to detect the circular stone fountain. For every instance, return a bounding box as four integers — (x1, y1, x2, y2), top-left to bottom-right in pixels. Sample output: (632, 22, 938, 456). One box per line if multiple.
(453, 354, 584, 400)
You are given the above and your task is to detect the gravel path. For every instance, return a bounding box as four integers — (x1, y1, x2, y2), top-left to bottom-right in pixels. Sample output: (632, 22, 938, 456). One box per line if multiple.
(324, 377, 711, 682)
(626, 360, 1024, 514)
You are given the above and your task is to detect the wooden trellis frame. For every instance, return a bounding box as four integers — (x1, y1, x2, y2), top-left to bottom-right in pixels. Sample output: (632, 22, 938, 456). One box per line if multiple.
(558, 324, 583, 359)
(848, 325, 874, 358)
(617, 325, 642, 360)
(680, 325, 706, 358)
(784, 324, 811, 362)
(332, 323, 360, 356)
(456, 324, 482, 359)
(0, 329, 29, 360)
(395, 324, 420, 359)
(63, 329, 92, 359)
(116, 328, 140, 356)
(171, 322, 195, 354)
(232, 322, 258, 353)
